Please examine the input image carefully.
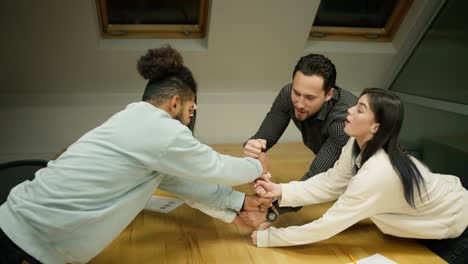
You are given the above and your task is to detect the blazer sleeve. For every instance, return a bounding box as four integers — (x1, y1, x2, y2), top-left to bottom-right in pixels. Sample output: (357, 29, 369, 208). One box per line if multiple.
(248, 85, 292, 150)
(305, 115, 349, 177)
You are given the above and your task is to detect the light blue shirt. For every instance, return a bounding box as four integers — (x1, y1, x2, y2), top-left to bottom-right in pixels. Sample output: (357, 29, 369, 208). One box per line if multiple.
(0, 102, 262, 263)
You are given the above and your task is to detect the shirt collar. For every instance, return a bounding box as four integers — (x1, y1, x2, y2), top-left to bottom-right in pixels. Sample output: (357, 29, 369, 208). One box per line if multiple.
(128, 101, 173, 118)
(355, 151, 363, 169)
(315, 88, 340, 121)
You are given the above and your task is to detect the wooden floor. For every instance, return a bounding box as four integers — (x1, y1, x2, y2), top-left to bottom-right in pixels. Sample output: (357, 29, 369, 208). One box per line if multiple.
(89, 143, 446, 264)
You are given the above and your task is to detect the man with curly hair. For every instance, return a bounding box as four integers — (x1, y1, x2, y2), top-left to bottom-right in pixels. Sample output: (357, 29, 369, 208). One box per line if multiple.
(239, 54, 357, 229)
(0, 46, 271, 264)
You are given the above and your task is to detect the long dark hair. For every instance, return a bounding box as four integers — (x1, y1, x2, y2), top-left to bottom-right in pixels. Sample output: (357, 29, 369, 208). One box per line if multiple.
(357, 88, 426, 207)
(137, 45, 197, 132)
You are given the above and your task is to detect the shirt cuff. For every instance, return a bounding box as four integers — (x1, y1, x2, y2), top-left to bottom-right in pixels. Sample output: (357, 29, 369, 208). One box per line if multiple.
(256, 228, 271, 247)
(184, 200, 238, 223)
(226, 190, 245, 211)
(223, 210, 238, 223)
(245, 157, 264, 176)
(278, 183, 295, 207)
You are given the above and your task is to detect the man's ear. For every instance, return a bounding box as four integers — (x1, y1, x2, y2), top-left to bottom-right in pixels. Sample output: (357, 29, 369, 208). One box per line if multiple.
(325, 88, 334, 102)
(169, 95, 181, 113)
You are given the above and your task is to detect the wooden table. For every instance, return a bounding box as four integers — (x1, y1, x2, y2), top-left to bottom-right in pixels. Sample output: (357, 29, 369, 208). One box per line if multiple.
(90, 143, 446, 264)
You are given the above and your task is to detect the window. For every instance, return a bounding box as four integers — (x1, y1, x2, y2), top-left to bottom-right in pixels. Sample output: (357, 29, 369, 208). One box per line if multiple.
(96, 0, 208, 38)
(310, 0, 413, 41)
(390, 0, 468, 105)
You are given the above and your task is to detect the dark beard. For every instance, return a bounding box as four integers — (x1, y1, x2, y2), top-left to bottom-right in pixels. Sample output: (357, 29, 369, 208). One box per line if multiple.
(175, 111, 184, 124)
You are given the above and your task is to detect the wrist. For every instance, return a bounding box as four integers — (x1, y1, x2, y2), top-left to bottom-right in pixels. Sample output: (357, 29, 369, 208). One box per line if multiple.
(272, 200, 282, 215)
(232, 215, 242, 225)
(270, 205, 279, 215)
(228, 191, 246, 212)
(266, 207, 278, 222)
(276, 184, 283, 199)
(240, 197, 246, 212)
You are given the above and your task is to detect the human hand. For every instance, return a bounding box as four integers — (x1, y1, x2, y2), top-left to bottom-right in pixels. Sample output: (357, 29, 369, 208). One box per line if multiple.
(251, 230, 257, 246)
(251, 171, 272, 194)
(238, 210, 268, 228)
(244, 139, 267, 158)
(232, 215, 253, 231)
(258, 152, 270, 174)
(254, 180, 282, 199)
(258, 171, 271, 182)
(244, 194, 272, 212)
(250, 221, 271, 246)
(257, 221, 271, 230)
(250, 171, 272, 189)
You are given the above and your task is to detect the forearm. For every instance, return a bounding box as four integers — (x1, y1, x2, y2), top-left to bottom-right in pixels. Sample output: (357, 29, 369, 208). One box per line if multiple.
(159, 128, 263, 186)
(258, 194, 373, 247)
(184, 200, 238, 223)
(290, 138, 355, 204)
(274, 139, 350, 215)
(256, 220, 339, 247)
(302, 141, 343, 181)
(249, 120, 289, 151)
(274, 155, 352, 215)
(159, 175, 245, 210)
(248, 86, 292, 150)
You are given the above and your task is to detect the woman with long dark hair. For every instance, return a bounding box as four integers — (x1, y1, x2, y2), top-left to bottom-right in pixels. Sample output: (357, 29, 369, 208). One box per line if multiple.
(252, 88, 467, 263)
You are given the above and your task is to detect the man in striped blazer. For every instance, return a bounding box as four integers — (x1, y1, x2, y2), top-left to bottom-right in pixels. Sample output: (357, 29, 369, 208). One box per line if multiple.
(240, 54, 357, 228)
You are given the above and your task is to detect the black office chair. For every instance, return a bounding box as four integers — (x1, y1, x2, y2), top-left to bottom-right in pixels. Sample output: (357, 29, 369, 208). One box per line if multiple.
(0, 159, 48, 204)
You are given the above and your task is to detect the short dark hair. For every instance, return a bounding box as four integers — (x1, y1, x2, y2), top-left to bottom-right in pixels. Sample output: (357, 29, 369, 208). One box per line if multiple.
(137, 45, 197, 104)
(292, 54, 336, 94)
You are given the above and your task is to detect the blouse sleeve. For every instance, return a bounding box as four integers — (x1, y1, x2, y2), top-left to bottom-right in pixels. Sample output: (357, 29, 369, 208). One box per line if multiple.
(278, 138, 355, 206)
(258, 151, 399, 247)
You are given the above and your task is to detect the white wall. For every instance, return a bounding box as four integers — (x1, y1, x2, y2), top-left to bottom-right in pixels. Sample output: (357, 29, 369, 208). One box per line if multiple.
(0, 0, 444, 161)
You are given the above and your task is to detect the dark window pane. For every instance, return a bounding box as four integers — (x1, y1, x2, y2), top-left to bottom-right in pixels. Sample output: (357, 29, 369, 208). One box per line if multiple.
(313, 0, 397, 28)
(107, 0, 200, 25)
(390, 0, 468, 104)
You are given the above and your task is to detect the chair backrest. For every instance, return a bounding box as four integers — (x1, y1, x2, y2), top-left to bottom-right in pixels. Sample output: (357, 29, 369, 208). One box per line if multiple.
(0, 159, 48, 204)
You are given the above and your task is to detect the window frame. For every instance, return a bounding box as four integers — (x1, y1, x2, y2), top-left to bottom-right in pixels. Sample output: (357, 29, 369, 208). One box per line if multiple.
(96, 0, 209, 39)
(309, 0, 414, 42)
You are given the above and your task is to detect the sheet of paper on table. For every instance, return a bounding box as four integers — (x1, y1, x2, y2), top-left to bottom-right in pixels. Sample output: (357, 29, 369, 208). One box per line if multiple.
(348, 253, 397, 264)
(144, 195, 184, 214)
